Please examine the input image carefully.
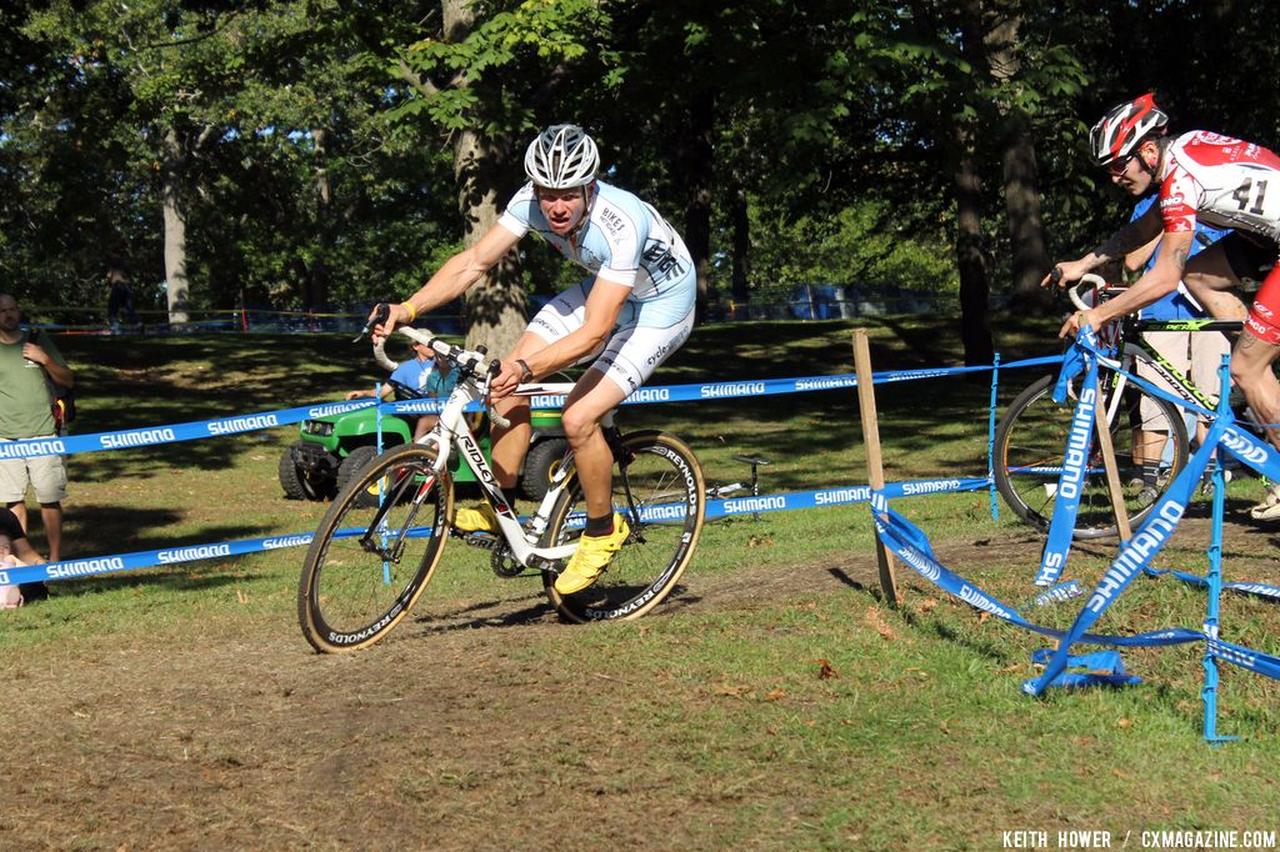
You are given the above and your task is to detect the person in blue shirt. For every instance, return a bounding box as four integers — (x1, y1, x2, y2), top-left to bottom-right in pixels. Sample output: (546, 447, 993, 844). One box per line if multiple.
(1125, 193, 1230, 504)
(346, 338, 455, 440)
(375, 124, 697, 596)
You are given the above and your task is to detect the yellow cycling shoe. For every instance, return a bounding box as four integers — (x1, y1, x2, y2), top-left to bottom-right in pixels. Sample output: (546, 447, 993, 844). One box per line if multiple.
(555, 512, 630, 595)
(453, 502, 500, 534)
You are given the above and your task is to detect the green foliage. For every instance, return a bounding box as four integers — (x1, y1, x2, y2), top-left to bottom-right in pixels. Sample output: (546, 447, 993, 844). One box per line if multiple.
(747, 199, 956, 296)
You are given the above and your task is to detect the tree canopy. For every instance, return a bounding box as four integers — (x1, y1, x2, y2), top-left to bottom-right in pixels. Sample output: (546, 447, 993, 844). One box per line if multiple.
(1, 0, 1276, 357)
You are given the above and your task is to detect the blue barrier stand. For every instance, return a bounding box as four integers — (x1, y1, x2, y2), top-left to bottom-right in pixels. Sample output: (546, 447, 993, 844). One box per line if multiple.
(987, 352, 1001, 522)
(1203, 358, 1239, 744)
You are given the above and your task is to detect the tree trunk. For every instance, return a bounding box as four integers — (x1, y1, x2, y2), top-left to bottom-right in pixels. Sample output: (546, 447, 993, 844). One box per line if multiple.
(679, 89, 715, 322)
(953, 1, 994, 367)
(982, 7, 1051, 304)
(442, 0, 524, 353)
(954, 126, 994, 368)
(162, 127, 190, 325)
(1002, 127, 1050, 301)
(307, 127, 332, 310)
(730, 182, 750, 319)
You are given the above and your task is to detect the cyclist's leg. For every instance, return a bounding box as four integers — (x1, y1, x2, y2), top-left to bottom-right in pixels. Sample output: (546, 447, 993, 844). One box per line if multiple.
(1133, 331, 1189, 498)
(562, 367, 629, 517)
(1182, 241, 1250, 321)
(1233, 259, 1280, 449)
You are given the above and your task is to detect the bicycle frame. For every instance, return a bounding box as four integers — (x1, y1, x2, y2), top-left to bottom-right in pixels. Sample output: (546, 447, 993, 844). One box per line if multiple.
(365, 326, 606, 571)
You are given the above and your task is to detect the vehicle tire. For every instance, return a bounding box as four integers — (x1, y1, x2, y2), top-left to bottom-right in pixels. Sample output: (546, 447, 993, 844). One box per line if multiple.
(337, 445, 379, 508)
(542, 431, 705, 622)
(298, 443, 453, 653)
(279, 444, 309, 500)
(521, 437, 570, 502)
(994, 372, 1189, 539)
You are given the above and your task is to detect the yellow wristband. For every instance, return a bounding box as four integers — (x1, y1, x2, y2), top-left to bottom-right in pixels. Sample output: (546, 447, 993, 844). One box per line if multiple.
(400, 301, 418, 323)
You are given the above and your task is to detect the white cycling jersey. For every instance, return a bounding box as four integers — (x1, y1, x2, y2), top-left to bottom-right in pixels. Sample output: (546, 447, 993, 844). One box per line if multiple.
(497, 180, 696, 328)
(1159, 130, 1280, 243)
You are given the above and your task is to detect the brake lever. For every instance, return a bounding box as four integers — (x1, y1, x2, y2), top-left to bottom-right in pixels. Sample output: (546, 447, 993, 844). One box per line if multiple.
(353, 302, 392, 343)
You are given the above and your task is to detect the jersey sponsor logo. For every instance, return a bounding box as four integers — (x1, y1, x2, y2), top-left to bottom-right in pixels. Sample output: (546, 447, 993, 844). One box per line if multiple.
(599, 207, 627, 236)
(641, 239, 687, 283)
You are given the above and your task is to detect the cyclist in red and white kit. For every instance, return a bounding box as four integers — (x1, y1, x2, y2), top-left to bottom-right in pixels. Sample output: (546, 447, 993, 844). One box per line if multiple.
(1048, 94, 1280, 512)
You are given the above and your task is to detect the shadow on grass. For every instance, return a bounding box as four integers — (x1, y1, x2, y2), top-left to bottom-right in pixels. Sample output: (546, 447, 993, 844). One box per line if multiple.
(58, 502, 276, 560)
(412, 589, 555, 631)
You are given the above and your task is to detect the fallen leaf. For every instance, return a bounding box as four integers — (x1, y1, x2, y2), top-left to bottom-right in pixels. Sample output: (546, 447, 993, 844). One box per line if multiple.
(747, 535, 774, 548)
(1117, 717, 1133, 729)
(235, 589, 248, 605)
(714, 683, 749, 698)
(813, 659, 838, 679)
(915, 597, 939, 614)
(977, 612, 991, 623)
(764, 688, 787, 702)
(864, 607, 897, 640)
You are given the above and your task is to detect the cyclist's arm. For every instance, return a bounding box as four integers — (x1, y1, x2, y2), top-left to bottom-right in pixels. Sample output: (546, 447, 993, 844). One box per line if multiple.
(1124, 233, 1161, 274)
(490, 277, 630, 398)
(383, 224, 522, 332)
(1043, 202, 1165, 286)
(1090, 229, 1193, 324)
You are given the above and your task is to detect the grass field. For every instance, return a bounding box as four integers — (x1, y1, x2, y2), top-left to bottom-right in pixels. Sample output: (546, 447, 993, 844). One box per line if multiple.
(4, 316, 1280, 849)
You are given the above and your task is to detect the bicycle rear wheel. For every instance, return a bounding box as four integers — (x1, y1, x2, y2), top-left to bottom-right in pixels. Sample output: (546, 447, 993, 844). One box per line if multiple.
(298, 443, 454, 653)
(542, 431, 706, 622)
(994, 372, 1189, 539)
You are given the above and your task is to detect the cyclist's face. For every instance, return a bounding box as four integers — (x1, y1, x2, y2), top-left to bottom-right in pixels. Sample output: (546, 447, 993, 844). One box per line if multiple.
(1109, 143, 1156, 195)
(535, 186, 588, 236)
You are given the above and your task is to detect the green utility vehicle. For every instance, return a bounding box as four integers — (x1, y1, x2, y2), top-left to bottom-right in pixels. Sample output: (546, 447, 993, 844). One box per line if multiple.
(279, 395, 567, 503)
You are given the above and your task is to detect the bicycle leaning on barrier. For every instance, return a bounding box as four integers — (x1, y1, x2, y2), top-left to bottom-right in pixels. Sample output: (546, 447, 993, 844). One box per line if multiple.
(994, 273, 1247, 539)
(297, 318, 707, 653)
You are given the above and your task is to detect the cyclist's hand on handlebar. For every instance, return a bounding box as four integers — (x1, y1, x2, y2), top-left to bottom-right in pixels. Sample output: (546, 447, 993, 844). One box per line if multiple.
(488, 358, 524, 401)
(361, 302, 411, 343)
(1040, 259, 1091, 289)
(1059, 307, 1101, 340)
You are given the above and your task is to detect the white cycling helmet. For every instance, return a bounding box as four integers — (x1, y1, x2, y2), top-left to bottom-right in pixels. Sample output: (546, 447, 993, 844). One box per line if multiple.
(1089, 93, 1169, 167)
(523, 124, 599, 189)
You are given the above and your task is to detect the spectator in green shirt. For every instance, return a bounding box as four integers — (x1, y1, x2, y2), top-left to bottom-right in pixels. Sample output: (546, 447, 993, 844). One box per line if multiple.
(0, 293, 74, 574)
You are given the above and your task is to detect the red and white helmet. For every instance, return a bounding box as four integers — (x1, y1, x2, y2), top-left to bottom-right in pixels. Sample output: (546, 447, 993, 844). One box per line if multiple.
(1089, 93, 1169, 166)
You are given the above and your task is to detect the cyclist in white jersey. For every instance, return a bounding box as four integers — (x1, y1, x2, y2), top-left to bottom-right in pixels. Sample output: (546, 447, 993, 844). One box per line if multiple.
(375, 124, 696, 593)
(1046, 94, 1280, 467)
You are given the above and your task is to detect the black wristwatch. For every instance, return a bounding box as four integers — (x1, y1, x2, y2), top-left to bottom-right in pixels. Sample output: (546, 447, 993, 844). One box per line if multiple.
(515, 358, 534, 383)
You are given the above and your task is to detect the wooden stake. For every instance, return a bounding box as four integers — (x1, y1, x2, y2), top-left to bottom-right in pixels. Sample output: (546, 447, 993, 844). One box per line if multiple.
(852, 329, 900, 607)
(1093, 392, 1132, 541)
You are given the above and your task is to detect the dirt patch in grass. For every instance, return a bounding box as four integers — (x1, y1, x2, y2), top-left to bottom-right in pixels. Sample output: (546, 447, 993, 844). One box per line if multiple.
(2, 515, 1276, 849)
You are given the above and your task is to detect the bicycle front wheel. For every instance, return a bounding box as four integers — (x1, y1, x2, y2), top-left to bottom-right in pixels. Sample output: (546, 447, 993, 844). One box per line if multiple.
(543, 431, 706, 622)
(994, 372, 1189, 539)
(298, 443, 454, 653)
